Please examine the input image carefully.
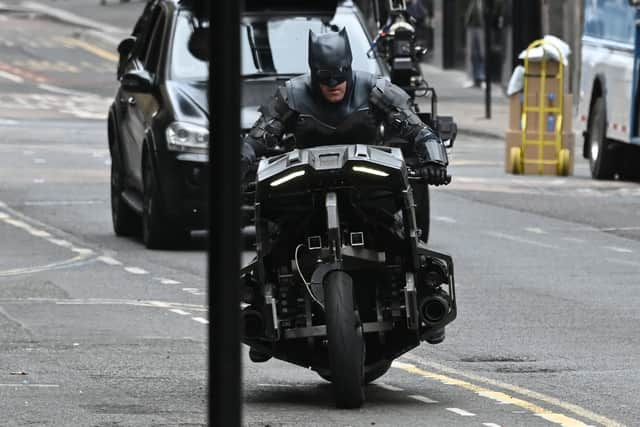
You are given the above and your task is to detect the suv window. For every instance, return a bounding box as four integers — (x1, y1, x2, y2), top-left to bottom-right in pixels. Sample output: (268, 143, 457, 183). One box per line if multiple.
(132, 6, 161, 63)
(144, 11, 166, 72)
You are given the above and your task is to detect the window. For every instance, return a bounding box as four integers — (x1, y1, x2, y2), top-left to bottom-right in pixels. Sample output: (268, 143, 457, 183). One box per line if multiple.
(584, 0, 635, 45)
(171, 13, 209, 80)
(144, 12, 166, 72)
(241, 12, 382, 75)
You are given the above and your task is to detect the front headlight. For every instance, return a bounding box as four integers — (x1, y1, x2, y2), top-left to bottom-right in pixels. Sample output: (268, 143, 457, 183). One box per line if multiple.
(166, 122, 209, 153)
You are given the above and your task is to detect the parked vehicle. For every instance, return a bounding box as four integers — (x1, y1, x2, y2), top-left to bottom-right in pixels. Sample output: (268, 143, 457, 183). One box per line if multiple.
(578, 0, 640, 179)
(240, 142, 457, 408)
(109, 0, 208, 248)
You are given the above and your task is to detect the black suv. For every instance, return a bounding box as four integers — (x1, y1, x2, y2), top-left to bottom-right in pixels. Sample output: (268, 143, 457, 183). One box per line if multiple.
(109, 0, 208, 248)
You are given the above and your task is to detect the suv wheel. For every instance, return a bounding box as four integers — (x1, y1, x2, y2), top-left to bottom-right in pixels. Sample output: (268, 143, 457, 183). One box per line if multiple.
(110, 134, 139, 236)
(142, 155, 188, 249)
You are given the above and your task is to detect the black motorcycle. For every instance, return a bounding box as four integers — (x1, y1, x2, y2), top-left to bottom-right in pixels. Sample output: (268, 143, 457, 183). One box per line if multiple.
(240, 142, 457, 408)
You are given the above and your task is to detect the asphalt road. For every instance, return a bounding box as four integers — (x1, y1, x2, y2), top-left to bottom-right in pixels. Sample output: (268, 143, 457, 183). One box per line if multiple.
(0, 3, 639, 427)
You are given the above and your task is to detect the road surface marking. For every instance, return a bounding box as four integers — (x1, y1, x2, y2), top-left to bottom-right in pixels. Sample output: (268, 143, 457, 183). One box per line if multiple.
(484, 231, 557, 249)
(57, 37, 118, 62)
(434, 216, 457, 224)
(409, 394, 438, 404)
(183, 288, 205, 296)
(400, 354, 623, 427)
(52, 299, 206, 312)
(0, 70, 24, 83)
(525, 227, 547, 234)
(124, 267, 149, 275)
(446, 408, 476, 416)
(606, 258, 640, 268)
(0, 212, 8, 220)
(28, 229, 51, 238)
(33, 178, 45, 184)
(23, 200, 103, 206)
(97, 256, 122, 266)
(604, 246, 633, 254)
(562, 237, 585, 243)
(0, 253, 93, 277)
(48, 238, 72, 247)
(155, 277, 181, 285)
(169, 309, 191, 316)
(192, 317, 209, 324)
(0, 384, 59, 388)
(38, 84, 93, 97)
(482, 423, 502, 427)
(377, 383, 404, 392)
(71, 247, 93, 255)
(33, 158, 46, 164)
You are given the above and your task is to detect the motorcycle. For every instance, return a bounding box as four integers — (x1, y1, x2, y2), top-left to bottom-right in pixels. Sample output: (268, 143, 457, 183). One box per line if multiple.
(240, 141, 457, 408)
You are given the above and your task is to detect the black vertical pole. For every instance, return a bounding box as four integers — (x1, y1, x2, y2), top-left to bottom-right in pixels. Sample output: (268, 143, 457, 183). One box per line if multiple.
(484, 0, 493, 119)
(210, 0, 242, 425)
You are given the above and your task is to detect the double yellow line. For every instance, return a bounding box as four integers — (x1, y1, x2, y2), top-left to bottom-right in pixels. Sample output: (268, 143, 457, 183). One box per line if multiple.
(395, 355, 625, 427)
(57, 37, 118, 63)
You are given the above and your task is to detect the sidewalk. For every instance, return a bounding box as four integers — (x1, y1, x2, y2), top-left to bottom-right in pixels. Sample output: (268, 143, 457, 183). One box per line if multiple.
(420, 63, 509, 139)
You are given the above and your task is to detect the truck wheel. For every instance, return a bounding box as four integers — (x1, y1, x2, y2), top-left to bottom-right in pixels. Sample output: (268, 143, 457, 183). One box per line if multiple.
(110, 131, 139, 236)
(588, 98, 615, 179)
(324, 271, 365, 409)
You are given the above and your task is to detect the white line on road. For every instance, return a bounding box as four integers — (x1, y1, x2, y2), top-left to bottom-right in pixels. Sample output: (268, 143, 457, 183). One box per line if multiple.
(71, 247, 93, 255)
(97, 256, 122, 266)
(484, 231, 557, 249)
(155, 277, 181, 285)
(47, 238, 72, 247)
(0, 384, 59, 388)
(606, 258, 640, 268)
(525, 227, 547, 234)
(376, 383, 404, 392)
(409, 394, 438, 404)
(562, 237, 586, 243)
(23, 200, 103, 206)
(482, 423, 502, 427)
(170, 309, 191, 316)
(33, 178, 45, 184)
(33, 158, 46, 164)
(604, 246, 633, 254)
(192, 317, 209, 324)
(38, 84, 93, 97)
(28, 229, 51, 238)
(434, 216, 457, 223)
(0, 212, 9, 220)
(0, 70, 24, 83)
(124, 267, 149, 275)
(446, 408, 476, 417)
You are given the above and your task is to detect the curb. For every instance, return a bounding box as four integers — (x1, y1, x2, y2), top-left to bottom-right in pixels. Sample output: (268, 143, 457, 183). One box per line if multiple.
(457, 128, 504, 140)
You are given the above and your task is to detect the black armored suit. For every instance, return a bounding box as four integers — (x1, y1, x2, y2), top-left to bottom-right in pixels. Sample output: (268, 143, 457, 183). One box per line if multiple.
(242, 28, 448, 185)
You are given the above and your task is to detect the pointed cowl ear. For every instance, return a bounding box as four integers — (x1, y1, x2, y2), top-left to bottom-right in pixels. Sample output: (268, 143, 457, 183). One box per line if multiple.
(338, 27, 352, 66)
(308, 30, 317, 69)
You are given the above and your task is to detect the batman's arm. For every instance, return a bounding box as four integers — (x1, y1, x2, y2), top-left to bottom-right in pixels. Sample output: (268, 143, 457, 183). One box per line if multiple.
(243, 86, 296, 158)
(241, 87, 296, 179)
(369, 78, 448, 166)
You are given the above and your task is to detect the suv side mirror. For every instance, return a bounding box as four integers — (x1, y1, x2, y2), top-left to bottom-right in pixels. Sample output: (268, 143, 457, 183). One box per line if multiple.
(120, 70, 153, 93)
(117, 36, 136, 57)
(117, 37, 136, 78)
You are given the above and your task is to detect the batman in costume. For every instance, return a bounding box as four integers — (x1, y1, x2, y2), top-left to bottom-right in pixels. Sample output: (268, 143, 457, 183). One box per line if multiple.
(242, 28, 449, 187)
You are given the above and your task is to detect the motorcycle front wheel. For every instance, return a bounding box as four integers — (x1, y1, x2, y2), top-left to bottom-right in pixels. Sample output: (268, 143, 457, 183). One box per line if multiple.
(324, 270, 365, 409)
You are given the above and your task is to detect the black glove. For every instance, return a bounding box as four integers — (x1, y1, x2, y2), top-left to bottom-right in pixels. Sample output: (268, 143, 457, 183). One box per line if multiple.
(420, 163, 451, 186)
